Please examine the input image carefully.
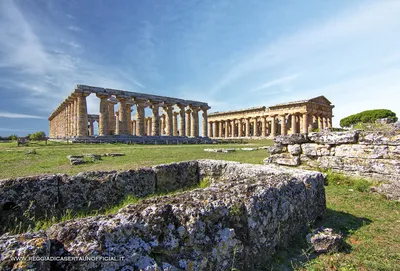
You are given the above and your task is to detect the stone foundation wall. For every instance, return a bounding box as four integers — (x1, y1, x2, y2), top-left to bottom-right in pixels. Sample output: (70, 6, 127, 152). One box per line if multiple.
(0, 161, 199, 234)
(264, 131, 400, 182)
(0, 160, 326, 270)
(62, 135, 215, 144)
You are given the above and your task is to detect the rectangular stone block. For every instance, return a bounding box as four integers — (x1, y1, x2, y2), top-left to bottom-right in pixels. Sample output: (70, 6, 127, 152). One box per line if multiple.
(153, 161, 199, 192)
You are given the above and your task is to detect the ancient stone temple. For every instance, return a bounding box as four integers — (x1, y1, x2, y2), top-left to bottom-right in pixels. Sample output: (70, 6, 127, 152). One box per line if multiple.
(48, 85, 210, 139)
(208, 96, 334, 138)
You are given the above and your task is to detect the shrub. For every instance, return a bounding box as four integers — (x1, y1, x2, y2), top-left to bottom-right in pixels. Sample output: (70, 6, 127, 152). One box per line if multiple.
(29, 131, 46, 141)
(340, 109, 397, 128)
(8, 135, 18, 140)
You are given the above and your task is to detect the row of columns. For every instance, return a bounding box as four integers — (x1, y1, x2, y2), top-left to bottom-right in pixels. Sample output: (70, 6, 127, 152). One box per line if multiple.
(49, 93, 211, 138)
(208, 113, 332, 138)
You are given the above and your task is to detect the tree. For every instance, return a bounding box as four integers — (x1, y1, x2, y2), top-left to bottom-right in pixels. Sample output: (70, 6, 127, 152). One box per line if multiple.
(340, 109, 398, 128)
(29, 131, 46, 141)
(8, 135, 18, 140)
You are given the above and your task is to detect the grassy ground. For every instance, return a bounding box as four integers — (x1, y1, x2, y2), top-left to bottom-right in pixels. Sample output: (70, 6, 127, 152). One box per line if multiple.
(1, 140, 399, 270)
(269, 173, 400, 271)
(0, 139, 272, 179)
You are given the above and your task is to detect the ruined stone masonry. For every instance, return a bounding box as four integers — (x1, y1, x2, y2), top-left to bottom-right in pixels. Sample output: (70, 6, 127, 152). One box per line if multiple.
(0, 160, 326, 270)
(48, 85, 211, 139)
(208, 96, 334, 138)
(264, 131, 400, 200)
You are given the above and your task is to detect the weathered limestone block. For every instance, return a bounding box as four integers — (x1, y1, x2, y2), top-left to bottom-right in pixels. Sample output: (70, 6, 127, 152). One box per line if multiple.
(0, 161, 325, 271)
(334, 144, 391, 159)
(308, 131, 359, 145)
(359, 132, 400, 146)
(264, 153, 300, 166)
(371, 182, 400, 201)
(301, 143, 331, 157)
(114, 169, 156, 197)
(153, 161, 199, 192)
(274, 134, 309, 145)
(0, 232, 51, 271)
(288, 144, 301, 155)
(307, 228, 344, 253)
(316, 156, 400, 179)
(267, 143, 286, 154)
(0, 175, 59, 228)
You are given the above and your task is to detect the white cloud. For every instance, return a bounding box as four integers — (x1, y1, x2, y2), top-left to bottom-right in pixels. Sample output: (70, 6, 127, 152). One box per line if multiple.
(209, 1, 400, 95)
(0, 0, 144, 117)
(0, 112, 46, 119)
(68, 25, 82, 32)
(251, 74, 299, 93)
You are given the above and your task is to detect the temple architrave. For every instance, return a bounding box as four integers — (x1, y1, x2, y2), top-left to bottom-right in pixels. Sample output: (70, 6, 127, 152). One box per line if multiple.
(207, 96, 334, 138)
(48, 85, 211, 138)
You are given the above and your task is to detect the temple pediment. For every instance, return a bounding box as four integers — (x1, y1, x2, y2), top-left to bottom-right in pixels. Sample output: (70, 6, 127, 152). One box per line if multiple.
(308, 96, 332, 105)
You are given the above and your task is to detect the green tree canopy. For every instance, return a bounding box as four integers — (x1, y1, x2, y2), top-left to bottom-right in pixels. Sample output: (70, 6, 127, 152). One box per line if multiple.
(340, 109, 398, 128)
(29, 131, 47, 141)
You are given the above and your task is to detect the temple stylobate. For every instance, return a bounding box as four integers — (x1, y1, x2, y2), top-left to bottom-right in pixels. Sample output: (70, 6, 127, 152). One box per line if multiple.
(48, 85, 211, 139)
(208, 96, 334, 138)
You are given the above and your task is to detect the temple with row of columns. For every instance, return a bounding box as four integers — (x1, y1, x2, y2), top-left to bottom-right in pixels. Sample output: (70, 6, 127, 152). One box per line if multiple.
(207, 96, 334, 138)
(48, 85, 211, 138)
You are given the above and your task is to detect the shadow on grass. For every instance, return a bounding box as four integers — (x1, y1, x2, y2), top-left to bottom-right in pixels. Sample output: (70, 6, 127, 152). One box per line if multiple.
(265, 208, 372, 271)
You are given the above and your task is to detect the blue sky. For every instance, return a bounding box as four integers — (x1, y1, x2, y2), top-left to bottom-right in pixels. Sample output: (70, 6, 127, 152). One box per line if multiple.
(1, 0, 400, 136)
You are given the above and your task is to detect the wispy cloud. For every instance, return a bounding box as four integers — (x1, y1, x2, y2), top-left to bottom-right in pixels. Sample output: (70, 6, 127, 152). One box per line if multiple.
(0, 0, 143, 116)
(209, 1, 400, 95)
(68, 25, 82, 32)
(0, 112, 46, 119)
(251, 74, 299, 93)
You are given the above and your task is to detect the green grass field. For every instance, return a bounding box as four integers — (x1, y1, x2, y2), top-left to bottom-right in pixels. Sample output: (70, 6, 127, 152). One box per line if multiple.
(0, 139, 272, 179)
(0, 139, 399, 270)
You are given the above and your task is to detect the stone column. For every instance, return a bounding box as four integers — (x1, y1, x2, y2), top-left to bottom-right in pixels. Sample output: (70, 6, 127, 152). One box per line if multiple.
(208, 122, 213, 137)
(223, 120, 229, 137)
(271, 116, 277, 137)
(136, 103, 145, 136)
(280, 115, 287, 135)
(253, 118, 259, 136)
(328, 117, 332, 128)
(132, 120, 137, 135)
(126, 103, 133, 135)
(214, 121, 219, 138)
(76, 93, 89, 137)
(185, 109, 192, 137)
(191, 107, 200, 137)
(245, 118, 250, 137)
(323, 116, 328, 129)
(218, 121, 223, 137)
(116, 97, 128, 135)
(261, 117, 266, 137)
(89, 120, 94, 136)
(291, 114, 297, 134)
(97, 94, 109, 136)
(163, 105, 174, 136)
(72, 98, 77, 136)
(65, 105, 69, 137)
(202, 108, 209, 137)
(302, 113, 308, 134)
(238, 120, 243, 137)
(108, 100, 117, 135)
(317, 115, 323, 130)
(173, 112, 179, 136)
(178, 105, 186, 137)
(115, 112, 119, 134)
(160, 114, 166, 135)
(231, 120, 235, 138)
(151, 103, 160, 136)
(147, 117, 152, 136)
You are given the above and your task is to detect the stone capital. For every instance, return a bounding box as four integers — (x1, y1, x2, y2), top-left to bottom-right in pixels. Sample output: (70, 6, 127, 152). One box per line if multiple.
(96, 93, 109, 99)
